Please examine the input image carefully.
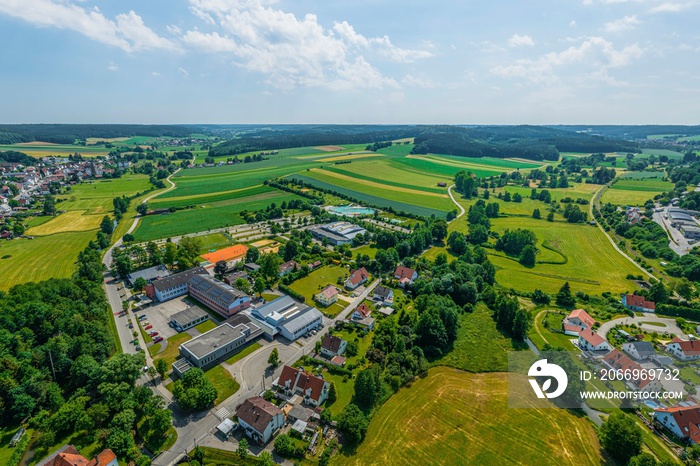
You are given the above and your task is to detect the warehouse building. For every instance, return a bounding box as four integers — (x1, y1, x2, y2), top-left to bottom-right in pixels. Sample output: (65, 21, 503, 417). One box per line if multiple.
(247, 295, 323, 341)
(188, 274, 251, 319)
(145, 266, 207, 302)
(170, 306, 209, 332)
(309, 221, 367, 245)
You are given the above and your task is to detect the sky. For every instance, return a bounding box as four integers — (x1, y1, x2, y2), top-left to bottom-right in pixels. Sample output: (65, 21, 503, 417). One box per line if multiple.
(0, 0, 698, 125)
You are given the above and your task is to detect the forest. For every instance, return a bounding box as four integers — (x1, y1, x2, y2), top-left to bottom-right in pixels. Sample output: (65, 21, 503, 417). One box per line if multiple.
(0, 124, 194, 145)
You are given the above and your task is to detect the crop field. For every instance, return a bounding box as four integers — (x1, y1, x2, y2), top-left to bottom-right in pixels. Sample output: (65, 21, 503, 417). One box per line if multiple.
(133, 190, 304, 241)
(620, 171, 666, 179)
(340, 367, 603, 466)
(0, 231, 95, 291)
(322, 159, 450, 193)
(56, 175, 151, 214)
(601, 178, 674, 206)
(486, 217, 639, 294)
(641, 148, 684, 158)
(0, 142, 111, 157)
(25, 210, 103, 235)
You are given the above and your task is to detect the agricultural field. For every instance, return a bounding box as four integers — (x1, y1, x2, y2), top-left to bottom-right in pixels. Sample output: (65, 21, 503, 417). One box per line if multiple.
(0, 230, 96, 291)
(486, 216, 639, 294)
(55, 175, 152, 214)
(0, 142, 111, 157)
(25, 209, 103, 235)
(340, 367, 603, 466)
(601, 178, 674, 206)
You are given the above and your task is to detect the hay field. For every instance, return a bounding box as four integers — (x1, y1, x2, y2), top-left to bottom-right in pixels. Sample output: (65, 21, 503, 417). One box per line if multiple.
(25, 210, 102, 235)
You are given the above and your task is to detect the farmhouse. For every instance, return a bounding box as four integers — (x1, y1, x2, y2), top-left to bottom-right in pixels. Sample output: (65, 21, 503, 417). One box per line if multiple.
(126, 264, 171, 287)
(188, 274, 251, 319)
(309, 221, 367, 246)
(321, 333, 347, 358)
(248, 295, 323, 341)
(36, 445, 117, 466)
(145, 266, 207, 302)
(562, 309, 595, 336)
(654, 404, 700, 444)
(666, 337, 700, 361)
(275, 365, 330, 407)
(236, 396, 285, 445)
(315, 285, 339, 307)
(603, 349, 661, 393)
(622, 341, 657, 361)
(345, 267, 369, 290)
(373, 286, 394, 306)
(169, 306, 209, 332)
(622, 294, 656, 313)
(577, 329, 611, 352)
(394, 265, 418, 287)
(174, 319, 262, 376)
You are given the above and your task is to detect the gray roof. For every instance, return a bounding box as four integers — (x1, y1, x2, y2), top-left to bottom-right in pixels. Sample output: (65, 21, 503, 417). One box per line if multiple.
(127, 264, 171, 283)
(626, 341, 656, 357)
(171, 306, 208, 327)
(253, 295, 300, 319)
(278, 307, 323, 335)
(288, 404, 313, 422)
(181, 322, 258, 359)
(188, 274, 249, 306)
(668, 209, 694, 222)
(374, 285, 392, 298)
(152, 266, 207, 292)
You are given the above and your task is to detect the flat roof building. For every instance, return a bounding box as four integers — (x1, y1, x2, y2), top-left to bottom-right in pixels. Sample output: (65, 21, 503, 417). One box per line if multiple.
(248, 295, 323, 341)
(309, 221, 367, 245)
(170, 306, 209, 331)
(188, 274, 251, 318)
(126, 264, 171, 287)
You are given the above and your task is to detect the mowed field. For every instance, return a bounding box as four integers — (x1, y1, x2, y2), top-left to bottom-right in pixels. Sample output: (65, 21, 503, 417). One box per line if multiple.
(487, 217, 639, 294)
(340, 367, 603, 466)
(0, 142, 112, 158)
(0, 231, 95, 290)
(601, 178, 674, 206)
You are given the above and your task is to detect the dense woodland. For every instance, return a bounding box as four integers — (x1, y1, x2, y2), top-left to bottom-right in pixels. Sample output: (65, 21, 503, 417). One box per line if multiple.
(0, 124, 194, 145)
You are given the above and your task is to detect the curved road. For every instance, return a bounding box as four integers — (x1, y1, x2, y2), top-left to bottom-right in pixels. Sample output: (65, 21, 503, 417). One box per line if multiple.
(447, 184, 466, 222)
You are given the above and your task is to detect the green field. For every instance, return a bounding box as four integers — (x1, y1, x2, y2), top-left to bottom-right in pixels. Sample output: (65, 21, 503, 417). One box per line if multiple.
(0, 231, 95, 291)
(225, 342, 263, 365)
(0, 142, 112, 157)
(601, 178, 674, 205)
(485, 216, 639, 294)
(339, 367, 603, 466)
(56, 175, 152, 214)
(289, 265, 348, 303)
(197, 233, 232, 253)
(204, 365, 239, 405)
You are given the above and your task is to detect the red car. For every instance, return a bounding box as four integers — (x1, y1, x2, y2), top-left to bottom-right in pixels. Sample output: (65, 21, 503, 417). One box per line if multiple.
(153, 336, 163, 343)
(144, 325, 153, 330)
(149, 331, 159, 337)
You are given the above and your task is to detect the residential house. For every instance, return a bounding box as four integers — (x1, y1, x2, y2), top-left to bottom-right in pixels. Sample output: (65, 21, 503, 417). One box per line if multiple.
(577, 329, 612, 352)
(622, 341, 657, 361)
(350, 302, 375, 330)
(236, 396, 285, 444)
(603, 349, 662, 393)
(666, 337, 700, 361)
(345, 267, 369, 290)
(36, 445, 117, 466)
(394, 265, 418, 287)
(279, 260, 300, 276)
(622, 294, 656, 313)
(562, 309, 595, 336)
(275, 365, 330, 407)
(315, 285, 339, 307)
(373, 286, 394, 306)
(654, 404, 700, 444)
(320, 333, 347, 358)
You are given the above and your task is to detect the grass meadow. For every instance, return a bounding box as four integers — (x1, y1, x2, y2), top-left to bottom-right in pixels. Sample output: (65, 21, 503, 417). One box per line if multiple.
(601, 178, 674, 206)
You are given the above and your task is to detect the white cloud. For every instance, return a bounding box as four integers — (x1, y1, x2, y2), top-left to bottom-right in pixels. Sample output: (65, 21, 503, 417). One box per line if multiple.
(569, 20, 577, 27)
(649, 2, 695, 13)
(178, 67, 189, 77)
(182, 0, 431, 89)
(402, 74, 436, 88)
(0, 0, 177, 52)
(107, 61, 118, 71)
(508, 34, 535, 47)
(604, 15, 640, 32)
(151, 71, 160, 77)
(490, 37, 643, 85)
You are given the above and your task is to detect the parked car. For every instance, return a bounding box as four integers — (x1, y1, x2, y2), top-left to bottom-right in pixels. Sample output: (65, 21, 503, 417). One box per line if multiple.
(149, 331, 159, 337)
(153, 336, 163, 343)
(128, 323, 134, 329)
(133, 339, 138, 345)
(136, 345, 142, 351)
(138, 315, 147, 321)
(144, 325, 153, 330)
(142, 366, 149, 372)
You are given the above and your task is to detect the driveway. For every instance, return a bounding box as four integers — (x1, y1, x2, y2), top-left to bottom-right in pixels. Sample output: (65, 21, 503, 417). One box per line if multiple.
(596, 313, 686, 340)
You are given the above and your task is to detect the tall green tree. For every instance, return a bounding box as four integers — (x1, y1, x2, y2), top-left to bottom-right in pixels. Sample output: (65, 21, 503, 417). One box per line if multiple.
(100, 215, 114, 234)
(599, 412, 642, 465)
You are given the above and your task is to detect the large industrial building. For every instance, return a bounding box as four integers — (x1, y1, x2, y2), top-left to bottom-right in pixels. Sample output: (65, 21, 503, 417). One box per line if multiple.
(246, 295, 323, 341)
(173, 315, 263, 377)
(309, 221, 366, 245)
(145, 266, 207, 302)
(188, 274, 251, 318)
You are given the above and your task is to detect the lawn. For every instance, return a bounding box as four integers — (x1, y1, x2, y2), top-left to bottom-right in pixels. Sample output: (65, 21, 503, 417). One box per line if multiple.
(352, 244, 379, 259)
(195, 320, 217, 333)
(0, 425, 32, 466)
(434, 304, 526, 372)
(601, 178, 674, 206)
(288, 265, 349, 303)
(322, 370, 355, 415)
(486, 216, 639, 295)
(204, 365, 240, 405)
(338, 367, 604, 466)
(0, 230, 96, 291)
(225, 342, 263, 365)
(153, 332, 192, 372)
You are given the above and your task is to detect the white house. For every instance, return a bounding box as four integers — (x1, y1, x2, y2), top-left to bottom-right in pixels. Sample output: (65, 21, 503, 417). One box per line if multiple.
(666, 337, 700, 361)
(654, 404, 700, 444)
(345, 267, 369, 290)
(275, 365, 330, 407)
(373, 286, 394, 306)
(622, 294, 656, 313)
(394, 265, 418, 287)
(622, 341, 657, 361)
(562, 309, 595, 336)
(577, 329, 612, 352)
(236, 396, 285, 445)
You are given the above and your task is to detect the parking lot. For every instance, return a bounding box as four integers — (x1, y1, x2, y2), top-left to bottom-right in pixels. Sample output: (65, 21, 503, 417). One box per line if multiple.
(134, 297, 207, 341)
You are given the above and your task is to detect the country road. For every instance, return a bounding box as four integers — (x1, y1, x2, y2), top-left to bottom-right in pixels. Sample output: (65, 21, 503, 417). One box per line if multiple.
(447, 184, 465, 222)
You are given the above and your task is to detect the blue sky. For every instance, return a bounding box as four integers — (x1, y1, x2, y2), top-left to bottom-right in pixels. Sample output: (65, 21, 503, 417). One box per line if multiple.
(0, 0, 698, 124)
